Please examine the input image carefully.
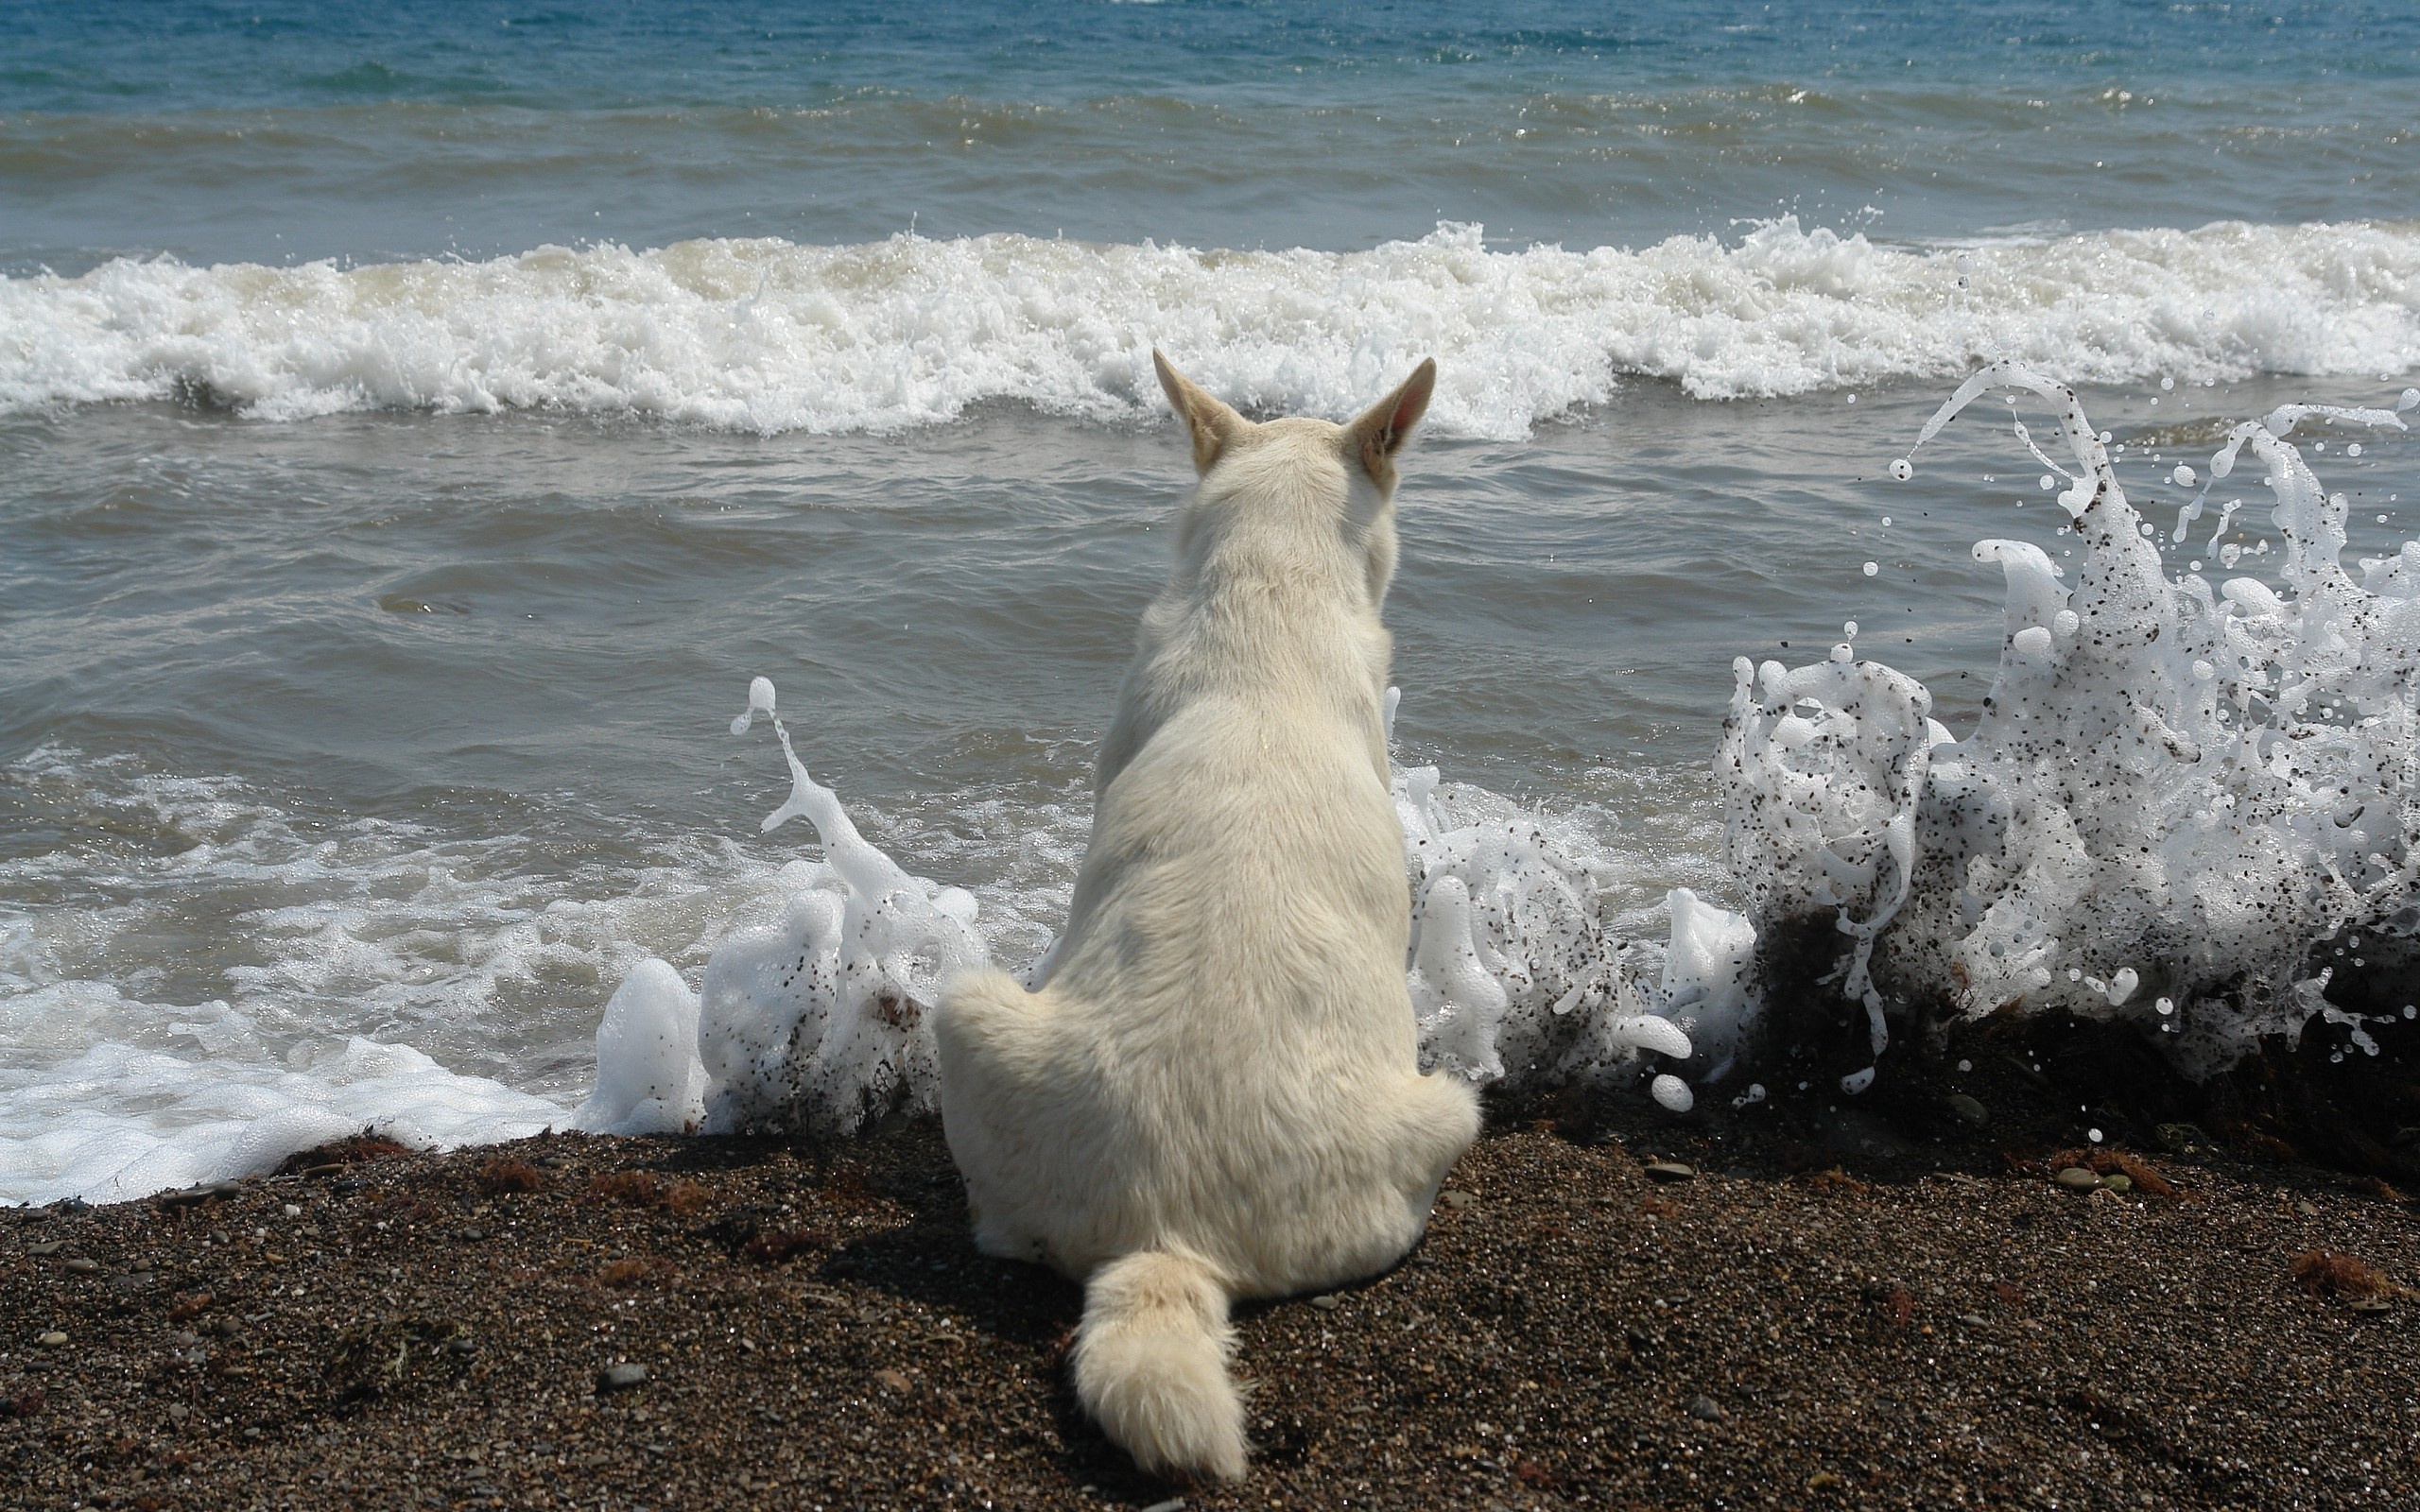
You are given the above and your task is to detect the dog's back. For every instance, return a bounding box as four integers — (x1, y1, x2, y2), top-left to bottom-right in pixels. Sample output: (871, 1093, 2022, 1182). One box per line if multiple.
(938, 354, 1478, 1482)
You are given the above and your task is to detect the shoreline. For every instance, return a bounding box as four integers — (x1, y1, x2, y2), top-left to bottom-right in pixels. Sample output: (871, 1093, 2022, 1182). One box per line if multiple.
(5, 1114, 2414, 1511)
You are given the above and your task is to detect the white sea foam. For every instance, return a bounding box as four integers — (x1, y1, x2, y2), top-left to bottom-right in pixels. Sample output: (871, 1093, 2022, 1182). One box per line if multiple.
(1724, 361, 2420, 1076)
(0, 746, 781, 1204)
(602, 680, 1717, 1141)
(7, 217, 2418, 437)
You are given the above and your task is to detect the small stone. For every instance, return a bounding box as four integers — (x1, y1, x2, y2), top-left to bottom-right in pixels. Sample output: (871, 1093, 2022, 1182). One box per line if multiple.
(2054, 1167, 2102, 1192)
(2348, 1296, 2393, 1316)
(1685, 1394, 1726, 1421)
(1139, 1499, 1187, 1512)
(63, 1257, 99, 1274)
(1308, 1294, 1341, 1312)
(168, 1403, 189, 1421)
(25, 1241, 62, 1257)
(1958, 1314, 1988, 1327)
(596, 1362, 648, 1393)
(37, 1332, 67, 1348)
(109, 1271, 156, 1293)
(873, 1367, 911, 1392)
(1644, 1161, 1698, 1183)
(1946, 1093, 1989, 1128)
(460, 1228, 485, 1243)
(2100, 1174, 2133, 1194)
(1439, 1189, 1477, 1210)
(2295, 1199, 2319, 1216)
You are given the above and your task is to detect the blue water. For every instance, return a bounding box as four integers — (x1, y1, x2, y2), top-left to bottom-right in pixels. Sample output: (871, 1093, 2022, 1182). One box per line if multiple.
(6, 1, 2418, 272)
(4, 0, 2419, 1200)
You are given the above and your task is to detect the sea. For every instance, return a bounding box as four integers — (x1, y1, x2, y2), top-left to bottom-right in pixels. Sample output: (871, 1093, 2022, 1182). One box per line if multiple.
(6, 0, 2419, 1202)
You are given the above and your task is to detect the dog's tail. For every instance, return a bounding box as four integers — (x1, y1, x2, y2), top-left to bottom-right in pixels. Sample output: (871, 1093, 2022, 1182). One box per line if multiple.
(1072, 1247, 1249, 1482)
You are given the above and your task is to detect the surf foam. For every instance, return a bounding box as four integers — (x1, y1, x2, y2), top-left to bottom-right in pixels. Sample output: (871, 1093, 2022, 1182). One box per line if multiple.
(0, 745, 804, 1204)
(594, 680, 1714, 1140)
(8, 217, 2419, 437)
(1725, 361, 2420, 1077)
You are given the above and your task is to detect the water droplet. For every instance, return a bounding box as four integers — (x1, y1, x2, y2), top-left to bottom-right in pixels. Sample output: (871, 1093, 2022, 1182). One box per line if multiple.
(2171, 464, 2197, 488)
(2160, 376, 2175, 391)
(2088, 1127, 2103, 1143)
(2039, 474, 2057, 491)
(2347, 442, 2362, 457)
(1888, 457, 1912, 481)
(1861, 560, 1879, 576)
(1842, 621, 1859, 637)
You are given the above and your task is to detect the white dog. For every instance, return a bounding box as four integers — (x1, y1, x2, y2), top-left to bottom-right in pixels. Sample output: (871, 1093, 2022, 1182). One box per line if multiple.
(937, 353, 1479, 1481)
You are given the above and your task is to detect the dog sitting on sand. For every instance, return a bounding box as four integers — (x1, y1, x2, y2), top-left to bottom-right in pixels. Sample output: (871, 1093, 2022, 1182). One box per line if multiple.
(937, 353, 1480, 1482)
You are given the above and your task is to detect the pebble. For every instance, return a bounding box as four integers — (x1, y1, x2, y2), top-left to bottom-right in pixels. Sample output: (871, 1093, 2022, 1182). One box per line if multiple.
(874, 1367, 912, 1392)
(1686, 1394, 1727, 1421)
(168, 1403, 189, 1421)
(2295, 1200, 2319, 1216)
(1439, 1189, 1477, 1210)
(25, 1241, 62, 1257)
(1309, 1294, 1341, 1312)
(1946, 1093, 1989, 1127)
(596, 1363, 648, 1393)
(37, 1332, 67, 1348)
(1644, 1161, 1698, 1183)
(2054, 1167, 2103, 1192)
(63, 1257, 100, 1273)
(1138, 1500, 1187, 1512)
(2101, 1174, 2133, 1194)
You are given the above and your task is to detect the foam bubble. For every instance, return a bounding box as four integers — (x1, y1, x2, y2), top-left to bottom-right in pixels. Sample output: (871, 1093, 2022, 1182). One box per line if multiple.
(574, 959, 703, 1137)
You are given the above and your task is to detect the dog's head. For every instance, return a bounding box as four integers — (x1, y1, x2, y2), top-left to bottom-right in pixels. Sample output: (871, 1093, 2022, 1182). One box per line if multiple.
(1151, 352, 1436, 604)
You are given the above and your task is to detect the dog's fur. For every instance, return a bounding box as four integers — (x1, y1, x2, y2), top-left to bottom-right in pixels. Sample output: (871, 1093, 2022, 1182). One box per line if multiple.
(937, 354, 1480, 1481)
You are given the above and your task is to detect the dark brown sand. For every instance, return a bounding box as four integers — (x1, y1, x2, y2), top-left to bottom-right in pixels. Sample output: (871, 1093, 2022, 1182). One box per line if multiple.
(4, 1117, 2414, 1512)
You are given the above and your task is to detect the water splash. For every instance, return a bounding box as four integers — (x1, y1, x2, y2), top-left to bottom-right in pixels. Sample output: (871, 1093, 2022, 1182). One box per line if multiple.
(1726, 359, 2418, 1075)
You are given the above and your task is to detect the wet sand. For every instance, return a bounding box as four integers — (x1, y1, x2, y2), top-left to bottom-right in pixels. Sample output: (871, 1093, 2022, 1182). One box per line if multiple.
(3, 1116, 2413, 1512)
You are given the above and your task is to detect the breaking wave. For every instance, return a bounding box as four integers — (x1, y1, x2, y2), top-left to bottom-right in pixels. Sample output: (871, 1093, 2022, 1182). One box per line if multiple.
(7, 217, 2420, 438)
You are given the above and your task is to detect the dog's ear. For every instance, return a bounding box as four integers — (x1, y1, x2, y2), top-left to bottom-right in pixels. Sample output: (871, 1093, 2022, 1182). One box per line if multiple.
(1154, 351, 1246, 474)
(1343, 358, 1436, 487)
